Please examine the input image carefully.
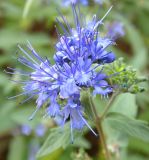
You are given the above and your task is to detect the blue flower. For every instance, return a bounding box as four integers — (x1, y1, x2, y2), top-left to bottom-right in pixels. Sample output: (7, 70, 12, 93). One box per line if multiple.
(106, 21, 125, 39)
(94, 0, 104, 5)
(62, 0, 88, 6)
(21, 125, 32, 136)
(28, 141, 40, 160)
(35, 124, 46, 137)
(21, 124, 46, 137)
(55, 6, 115, 65)
(62, 0, 104, 6)
(46, 92, 61, 117)
(9, 6, 116, 140)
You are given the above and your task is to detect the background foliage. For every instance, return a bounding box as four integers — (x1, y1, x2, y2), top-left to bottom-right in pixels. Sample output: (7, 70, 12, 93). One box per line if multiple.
(0, 0, 149, 160)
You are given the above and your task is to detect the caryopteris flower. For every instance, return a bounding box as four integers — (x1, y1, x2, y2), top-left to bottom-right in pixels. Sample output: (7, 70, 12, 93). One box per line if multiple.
(62, 0, 104, 6)
(21, 124, 46, 137)
(8, 5, 116, 141)
(62, 0, 88, 6)
(106, 21, 125, 39)
(55, 6, 115, 65)
(94, 0, 104, 5)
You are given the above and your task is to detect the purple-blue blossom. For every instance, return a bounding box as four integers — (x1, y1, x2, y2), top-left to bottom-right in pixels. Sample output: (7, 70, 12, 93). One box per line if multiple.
(28, 141, 40, 160)
(62, 0, 104, 6)
(55, 7, 115, 65)
(8, 6, 116, 141)
(21, 124, 46, 137)
(62, 0, 88, 6)
(94, 0, 104, 5)
(106, 21, 125, 39)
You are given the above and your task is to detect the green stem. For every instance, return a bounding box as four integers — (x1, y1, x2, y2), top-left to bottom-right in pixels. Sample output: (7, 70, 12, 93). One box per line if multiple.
(101, 91, 119, 121)
(89, 95, 111, 160)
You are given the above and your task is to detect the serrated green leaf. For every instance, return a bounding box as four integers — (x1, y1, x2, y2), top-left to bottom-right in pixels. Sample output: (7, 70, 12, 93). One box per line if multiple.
(37, 148, 63, 160)
(36, 123, 89, 159)
(109, 93, 137, 117)
(36, 124, 71, 158)
(105, 112, 149, 142)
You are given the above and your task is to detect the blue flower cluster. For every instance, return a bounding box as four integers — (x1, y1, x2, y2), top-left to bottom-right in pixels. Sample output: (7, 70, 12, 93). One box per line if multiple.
(62, 0, 104, 6)
(62, 0, 88, 6)
(9, 6, 116, 140)
(106, 21, 125, 40)
(21, 124, 46, 137)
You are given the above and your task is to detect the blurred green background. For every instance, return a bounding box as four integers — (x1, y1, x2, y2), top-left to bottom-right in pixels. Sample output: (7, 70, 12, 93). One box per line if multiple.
(0, 0, 149, 160)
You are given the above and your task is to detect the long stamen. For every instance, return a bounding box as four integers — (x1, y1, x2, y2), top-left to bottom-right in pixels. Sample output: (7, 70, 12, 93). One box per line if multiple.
(4, 70, 30, 76)
(57, 9, 72, 34)
(18, 45, 39, 65)
(78, 110, 98, 136)
(70, 119, 74, 144)
(27, 41, 50, 67)
(19, 92, 39, 105)
(28, 106, 40, 120)
(18, 56, 37, 70)
(7, 90, 36, 99)
(56, 18, 69, 36)
(94, 6, 113, 30)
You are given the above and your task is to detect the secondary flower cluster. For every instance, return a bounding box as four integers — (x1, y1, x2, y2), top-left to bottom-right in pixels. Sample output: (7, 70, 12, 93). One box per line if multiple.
(21, 124, 46, 137)
(63, 0, 88, 6)
(62, 0, 104, 6)
(9, 6, 117, 140)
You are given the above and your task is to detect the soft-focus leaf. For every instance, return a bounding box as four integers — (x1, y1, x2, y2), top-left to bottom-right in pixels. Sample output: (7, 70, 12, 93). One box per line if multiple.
(23, 0, 34, 18)
(0, 102, 16, 134)
(7, 136, 27, 160)
(37, 148, 63, 160)
(116, 15, 148, 70)
(105, 112, 149, 142)
(11, 107, 41, 128)
(0, 29, 50, 49)
(128, 138, 149, 155)
(126, 24, 148, 70)
(125, 155, 149, 160)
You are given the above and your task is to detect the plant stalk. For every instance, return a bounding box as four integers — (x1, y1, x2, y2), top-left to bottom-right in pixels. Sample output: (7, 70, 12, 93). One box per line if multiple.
(89, 95, 111, 160)
(101, 91, 120, 121)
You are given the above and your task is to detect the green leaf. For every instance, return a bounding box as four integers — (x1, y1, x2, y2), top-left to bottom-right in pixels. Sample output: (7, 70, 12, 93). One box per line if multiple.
(8, 136, 27, 160)
(37, 148, 63, 160)
(80, 90, 95, 120)
(36, 124, 72, 158)
(0, 29, 50, 49)
(105, 112, 149, 142)
(37, 123, 89, 159)
(115, 15, 148, 70)
(0, 115, 16, 135)
(109, 93, 137, 117)
(0, 102, 17, 134)
(126, 24, 147, 70)
(128, 138, 149, 155)
(125, 154, 149, 160)
(11, 107, 38, 125)
(22, 0, 34, 18)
